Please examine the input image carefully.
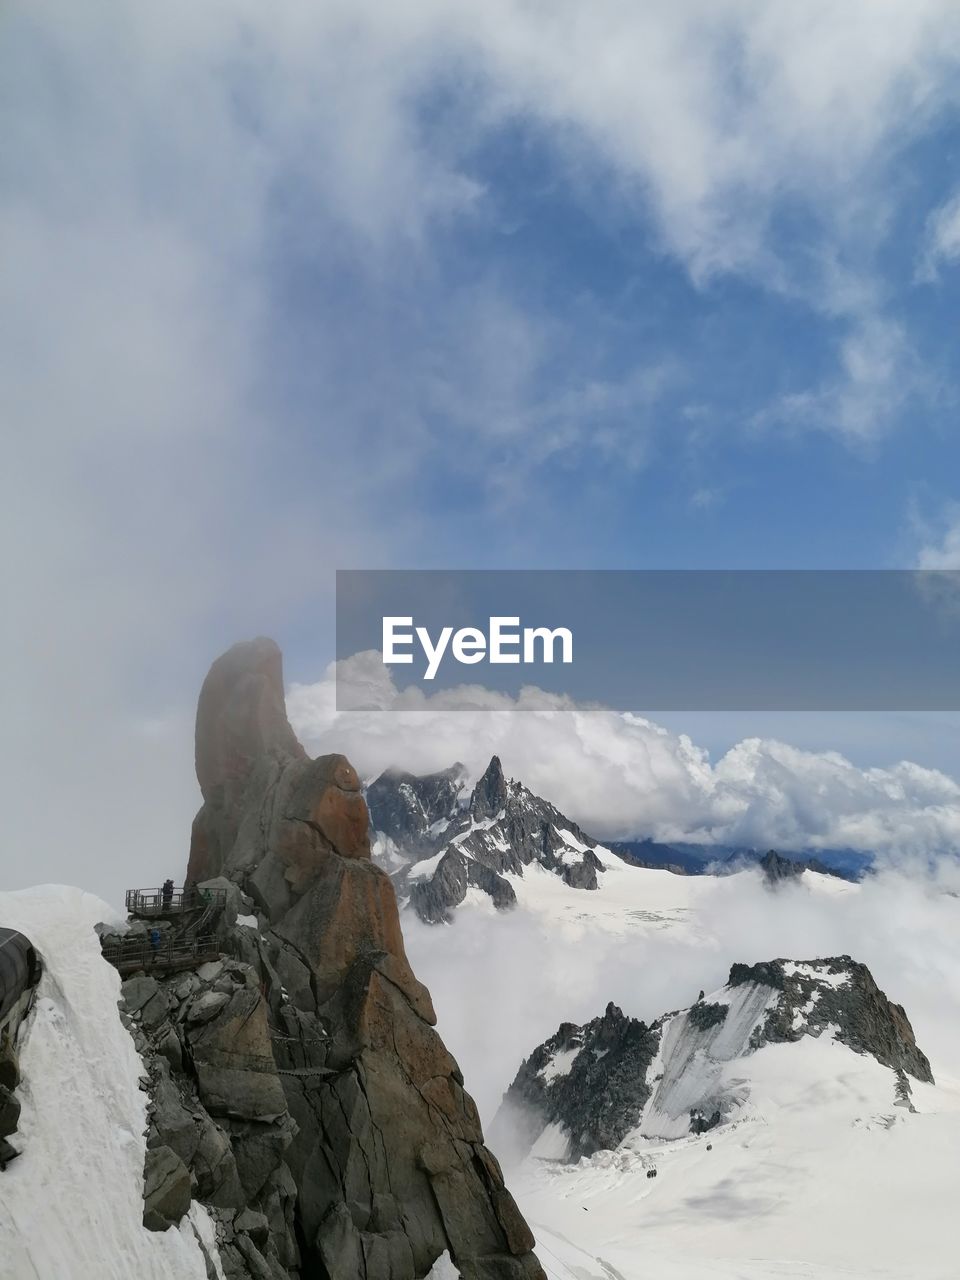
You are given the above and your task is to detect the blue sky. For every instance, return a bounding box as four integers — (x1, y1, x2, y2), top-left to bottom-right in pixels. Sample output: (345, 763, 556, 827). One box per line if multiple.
(6, 1, 960, 893)
(250, 19, 960, 600)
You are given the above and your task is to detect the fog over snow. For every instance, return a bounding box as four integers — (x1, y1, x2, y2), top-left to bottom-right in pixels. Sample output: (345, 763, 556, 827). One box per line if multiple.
(402, 861, 960, 1129)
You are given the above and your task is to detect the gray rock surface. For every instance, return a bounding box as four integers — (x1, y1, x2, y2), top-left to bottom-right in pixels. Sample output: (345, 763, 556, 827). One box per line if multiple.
(0, 927, 41, 1161)
(372, 755, 606, 922)
(730, 955, 934, 1082)
(143, 1144, 193, 1231)
(490, 1003, 660, 1165)
(113, 638, 543, 1280)
(495, 955, 933, 1166)
(366, 764, 468, 859)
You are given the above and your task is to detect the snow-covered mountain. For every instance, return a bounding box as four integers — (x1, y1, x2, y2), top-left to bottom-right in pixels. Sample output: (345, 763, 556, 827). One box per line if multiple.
(0, 886, 220, 1279)
(486, 956, 960, 1280)
(368, 756, 608, 922)
(492, 955, 931, 1164)
(368, 756, 859, 925)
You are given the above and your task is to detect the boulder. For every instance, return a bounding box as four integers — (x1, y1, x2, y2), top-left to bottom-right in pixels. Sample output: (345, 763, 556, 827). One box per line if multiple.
(121, 973, 162, 1015)
(150, 1070, 199, 1166)
(188, 990, 231, 1024)
(143, 1145, 192, 1231)
(193, 1114, 245, 1208)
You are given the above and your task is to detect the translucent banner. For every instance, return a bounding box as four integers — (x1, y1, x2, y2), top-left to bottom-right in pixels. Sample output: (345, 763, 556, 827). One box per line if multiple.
(336, 569, 960, 711)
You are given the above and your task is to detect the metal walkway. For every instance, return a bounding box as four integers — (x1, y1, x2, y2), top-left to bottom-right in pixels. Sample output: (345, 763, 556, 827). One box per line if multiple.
(100, 932, 220, 976)
(125, 886, 227, 919)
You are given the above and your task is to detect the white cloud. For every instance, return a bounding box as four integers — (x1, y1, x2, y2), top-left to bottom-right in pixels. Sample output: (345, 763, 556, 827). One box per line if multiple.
(5, 0, 960, 897)
(915, 506, 960, 569)
(753, 315, 929, 443)
(289, 654, 960, 860)
(918, 188, 960, 280)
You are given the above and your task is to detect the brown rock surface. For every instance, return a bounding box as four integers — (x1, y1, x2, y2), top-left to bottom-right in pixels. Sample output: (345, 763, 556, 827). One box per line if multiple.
(177, 638, 545, 1279)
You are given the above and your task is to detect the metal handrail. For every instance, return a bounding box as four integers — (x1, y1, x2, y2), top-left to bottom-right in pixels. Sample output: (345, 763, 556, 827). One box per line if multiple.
(101, 932, 221, 973)
(125, 887, 227, 916)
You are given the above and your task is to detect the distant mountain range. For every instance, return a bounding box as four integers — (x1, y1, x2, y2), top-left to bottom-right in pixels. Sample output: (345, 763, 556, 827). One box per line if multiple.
(611, 837, 871, 880)
(366, 756, 869, 921)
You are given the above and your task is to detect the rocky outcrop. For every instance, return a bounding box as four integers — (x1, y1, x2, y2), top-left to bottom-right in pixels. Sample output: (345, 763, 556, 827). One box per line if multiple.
(489, 1003, 659, 1166)
(409, 850, 518, 925)
(757, 849, 850, 886)
(729, 956, 933, 1082)
(370, 756, 606, 923)
(495, 956, 932, 1165)
(120, 639, 544, 1280)
(121, 958, 301, 1273)
(366, 765, 468, 862)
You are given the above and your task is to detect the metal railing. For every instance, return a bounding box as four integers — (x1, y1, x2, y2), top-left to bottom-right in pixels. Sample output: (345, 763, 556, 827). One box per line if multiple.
(125, 886, 227, 917)
(101, 932, 221, 975)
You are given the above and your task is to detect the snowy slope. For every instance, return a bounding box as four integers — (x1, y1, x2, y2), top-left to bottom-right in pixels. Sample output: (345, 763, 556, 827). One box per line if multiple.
(403, 861, 960, 1280)
(370, 754, 857, 928)
(0, 886, 221, 1280)
(504, 845, 854, 942)
(515, 1043, 960, 1280)
(489, 955, 956, 1280)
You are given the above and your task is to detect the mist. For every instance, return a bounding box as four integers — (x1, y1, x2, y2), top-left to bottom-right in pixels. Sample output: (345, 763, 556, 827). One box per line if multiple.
(400, 865, 960, 1125)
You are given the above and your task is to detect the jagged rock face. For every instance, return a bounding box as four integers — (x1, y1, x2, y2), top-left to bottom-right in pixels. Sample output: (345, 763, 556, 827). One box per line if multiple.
(470, 756, 509, 822)
(758, 850, 805, 884)
(0, 928, 41, 1166)
(121, 957, 302, 1275)
(495, 956, 933, 1165)
(366, 765, 468, 860)
(371, 755, 605, 923)
(758, 849, 848, 885)
(489, 1003, 660, 1166)
(134, 638, 544, 1280)
(729, 956, 933, 1082)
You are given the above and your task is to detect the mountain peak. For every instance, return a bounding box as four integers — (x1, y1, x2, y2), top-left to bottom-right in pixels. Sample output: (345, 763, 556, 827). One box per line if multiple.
(157, 641, 544, 1277)
(471, 754, 508, 821)
(369, 755, 607, 921)
(494, 953, 932, 1166)
(193, 636, 306, 798)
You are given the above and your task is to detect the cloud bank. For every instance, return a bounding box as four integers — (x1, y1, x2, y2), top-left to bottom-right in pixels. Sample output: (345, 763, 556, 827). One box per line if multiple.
(289, 653, 960, 860)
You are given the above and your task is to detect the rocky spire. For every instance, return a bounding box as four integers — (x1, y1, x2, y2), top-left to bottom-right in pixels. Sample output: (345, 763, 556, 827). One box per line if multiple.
(470, 755, 508, 822)
(194, 637, 305, 798)
(164, 640, 545, 1279)
(186, 638, 367, 888)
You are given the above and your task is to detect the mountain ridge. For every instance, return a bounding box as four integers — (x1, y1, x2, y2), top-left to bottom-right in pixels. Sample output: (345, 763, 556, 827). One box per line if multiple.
(491, 954, 933, 1167)
(368, 757, 865, 923)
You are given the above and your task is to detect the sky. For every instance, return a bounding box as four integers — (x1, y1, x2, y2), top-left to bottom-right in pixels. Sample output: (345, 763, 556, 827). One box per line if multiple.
(5, 1, 960, 900)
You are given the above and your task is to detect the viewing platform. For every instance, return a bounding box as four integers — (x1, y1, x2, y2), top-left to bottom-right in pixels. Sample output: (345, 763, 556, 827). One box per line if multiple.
(100, 932, 221, 976)
(125, 885, 227, 919)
